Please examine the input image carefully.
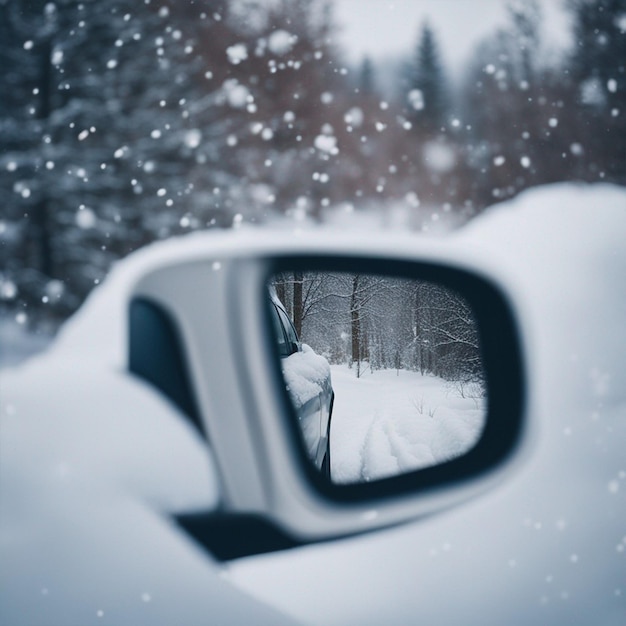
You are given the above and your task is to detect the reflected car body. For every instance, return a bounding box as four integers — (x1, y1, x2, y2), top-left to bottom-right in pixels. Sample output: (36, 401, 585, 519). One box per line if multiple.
(269, 290, 334, 475)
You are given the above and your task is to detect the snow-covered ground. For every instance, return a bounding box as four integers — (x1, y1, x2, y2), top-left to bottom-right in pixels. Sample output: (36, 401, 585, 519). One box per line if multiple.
(329, 364, 484, 483)
(1, 183, 625, 625)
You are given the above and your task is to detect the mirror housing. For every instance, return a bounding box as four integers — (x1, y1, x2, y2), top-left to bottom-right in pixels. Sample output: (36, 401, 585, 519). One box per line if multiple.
(128, 231, 527, 558)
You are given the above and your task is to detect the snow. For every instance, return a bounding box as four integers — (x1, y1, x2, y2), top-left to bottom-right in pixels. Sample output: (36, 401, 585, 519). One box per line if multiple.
(282, 344, 332, 461)
(226, 43, 248, 65)
(222, 79, 250, 109)
(422, 140, 456, 173)
(0, 318, 54, 369)
(407, 88, 424, 110)
(282, 344, 332, 410)
(313, 134, 338, 155)
(76, 206, 96, 228)
(343, 107, 363, 127)
(0, 278, 17, 300)
(0, 361, 218, 512)
(329, 365, 485, 483)
(268, 30, 296, 56)
(1, 183, 626, 624)
(0, 328, 296, 625)
(183, 129, 203, 149)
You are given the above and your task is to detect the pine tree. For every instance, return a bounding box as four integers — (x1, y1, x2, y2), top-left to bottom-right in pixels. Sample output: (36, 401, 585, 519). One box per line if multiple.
(405, 22, 449, 135)
(0, 0, 66, 320)
(358, 57, 376, 96)
(0, 0, 239, 326)
(460, 0, 548, 206)
(566, 0, 626, 181)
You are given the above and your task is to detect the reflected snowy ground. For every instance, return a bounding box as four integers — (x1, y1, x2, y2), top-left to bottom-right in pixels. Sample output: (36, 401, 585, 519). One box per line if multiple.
(329, 364, 485, 483)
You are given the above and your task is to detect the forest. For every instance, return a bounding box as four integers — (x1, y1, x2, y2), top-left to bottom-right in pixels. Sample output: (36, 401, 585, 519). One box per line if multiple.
(273, 272, 482, 387)
(1, 0, 624, 328)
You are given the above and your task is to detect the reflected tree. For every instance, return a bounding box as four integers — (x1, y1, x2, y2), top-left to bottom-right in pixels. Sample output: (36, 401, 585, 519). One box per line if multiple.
(271, 272, 483, 388)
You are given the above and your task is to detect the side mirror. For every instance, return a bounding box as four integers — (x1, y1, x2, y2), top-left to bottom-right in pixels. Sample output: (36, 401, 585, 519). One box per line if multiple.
(128, 233, 527, 560)
(269, 270, 489, 485)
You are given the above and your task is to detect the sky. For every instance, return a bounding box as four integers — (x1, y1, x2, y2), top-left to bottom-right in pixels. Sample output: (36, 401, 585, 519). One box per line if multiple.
(332, 0, 572, 78)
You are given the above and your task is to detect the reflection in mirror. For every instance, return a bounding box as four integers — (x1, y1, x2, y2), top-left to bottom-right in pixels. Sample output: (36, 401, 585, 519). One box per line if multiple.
(269, 272, 486, 484)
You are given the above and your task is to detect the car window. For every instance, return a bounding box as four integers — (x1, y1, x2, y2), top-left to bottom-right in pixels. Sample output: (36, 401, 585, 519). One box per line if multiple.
(276, 306, 299, 354)
(270, 303, 291, 358)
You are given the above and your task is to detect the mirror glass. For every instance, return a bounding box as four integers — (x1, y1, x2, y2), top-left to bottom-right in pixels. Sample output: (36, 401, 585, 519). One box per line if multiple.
(269, 272, 487, 484)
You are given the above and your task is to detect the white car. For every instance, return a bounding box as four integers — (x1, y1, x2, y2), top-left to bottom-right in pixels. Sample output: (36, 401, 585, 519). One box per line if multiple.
(269, 289, 334, 477)
(1, 216, 529, 619)
(1, 184, 626, 625)
(1, 0, 624, 622)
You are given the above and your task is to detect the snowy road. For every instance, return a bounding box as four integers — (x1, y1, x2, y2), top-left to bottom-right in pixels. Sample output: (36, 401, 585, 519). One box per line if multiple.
(328, 365, 485, 483)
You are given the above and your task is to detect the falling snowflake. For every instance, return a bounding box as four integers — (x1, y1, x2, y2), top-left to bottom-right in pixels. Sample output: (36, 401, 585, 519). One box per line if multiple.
(76, 207, 96, 229)
(222, 80, 250, 109)
(183, 129, 202, 149)
(226, 43, 248, 65)
(268, 30, 296, 55)
(408, 89, 424, 111)
(344, 107, 364, 127)
(423, 141, 456, 173)
(314, 134, 338, 155)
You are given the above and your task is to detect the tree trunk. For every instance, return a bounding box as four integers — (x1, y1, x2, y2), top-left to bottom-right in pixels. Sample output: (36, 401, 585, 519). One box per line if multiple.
(350, 274, 361, 377)
(275, 280, 286, 307)
(292, 271, 303, 336)
(32, 35, 54, 279)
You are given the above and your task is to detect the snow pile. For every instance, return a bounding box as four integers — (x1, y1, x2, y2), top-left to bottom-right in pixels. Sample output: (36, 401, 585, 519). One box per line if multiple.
(282, 343, 332, 409)
(0, 360, 219, 513)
